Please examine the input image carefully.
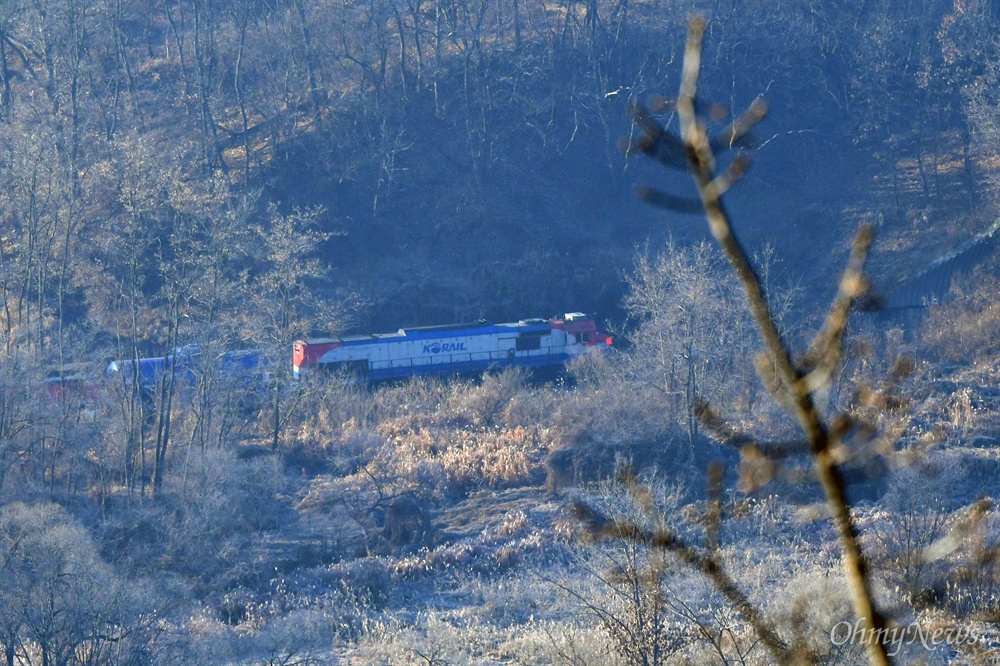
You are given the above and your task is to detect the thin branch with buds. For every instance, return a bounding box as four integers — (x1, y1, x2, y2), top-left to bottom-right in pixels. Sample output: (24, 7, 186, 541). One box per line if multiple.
(586, 15, 899, 666)
(669, 17, 891, 666)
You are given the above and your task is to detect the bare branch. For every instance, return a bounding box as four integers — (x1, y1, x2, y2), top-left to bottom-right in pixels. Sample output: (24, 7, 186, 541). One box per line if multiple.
(625, 100, 688, 170)
(713, 98, 769, 151)
(633, 184, 705, 214)
(670, 16, 893, 666)
(705, 462, 723, 552)
(800, 225, 874, 394)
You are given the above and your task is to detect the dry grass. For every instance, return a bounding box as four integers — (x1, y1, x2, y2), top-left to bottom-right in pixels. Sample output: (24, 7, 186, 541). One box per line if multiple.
(374, 421, 549, 494)
(921, 272, 1000, 364)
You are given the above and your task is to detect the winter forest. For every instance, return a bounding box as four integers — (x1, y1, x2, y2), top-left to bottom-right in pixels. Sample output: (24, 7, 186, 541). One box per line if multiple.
(2, 0, 1000, 663)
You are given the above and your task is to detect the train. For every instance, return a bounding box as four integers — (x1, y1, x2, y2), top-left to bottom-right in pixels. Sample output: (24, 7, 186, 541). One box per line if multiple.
(292, 312, 611, 381)
(43, 312, 610, 403)
(102, 344, 269, 404)
(106, 345, 267, 393)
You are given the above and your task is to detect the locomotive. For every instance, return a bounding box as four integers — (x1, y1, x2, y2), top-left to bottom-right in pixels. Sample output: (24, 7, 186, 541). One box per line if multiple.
(95, 312, 609, 399)
(292, 312, 611, 381)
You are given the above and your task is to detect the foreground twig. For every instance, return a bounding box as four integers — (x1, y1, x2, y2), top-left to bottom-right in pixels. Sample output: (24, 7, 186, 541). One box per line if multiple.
(585, 15, 899, 665)
(671, 17, 891, 666)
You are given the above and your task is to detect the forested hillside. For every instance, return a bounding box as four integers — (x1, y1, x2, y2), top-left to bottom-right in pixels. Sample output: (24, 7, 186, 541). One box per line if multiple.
(2, 0, 1000, 341)
(3, 0, 1000, 664)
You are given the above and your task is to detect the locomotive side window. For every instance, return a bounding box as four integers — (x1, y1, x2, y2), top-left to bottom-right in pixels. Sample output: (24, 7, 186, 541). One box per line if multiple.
(515, 334, 542, 351)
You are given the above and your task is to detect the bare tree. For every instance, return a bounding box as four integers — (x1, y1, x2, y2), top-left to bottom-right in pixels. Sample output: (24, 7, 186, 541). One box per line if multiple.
(623, 241, 758, 446)
(242, 204, 346, 451)
(0, 502, 163, 666)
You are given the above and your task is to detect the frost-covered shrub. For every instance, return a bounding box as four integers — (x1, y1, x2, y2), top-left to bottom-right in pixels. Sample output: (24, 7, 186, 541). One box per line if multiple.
(181, 605, 341, 665)
(358, 613, 476, 664)
(935, 504, 1000, 620)
(294, 474, 384, 558)
(392, 511, 558, 582)
(358, 609, 615, 665)
(0, 503, 169, 666)
(437, 426, 548, 490)
(723, 494, 793, 539)
(154, 447, 294, 583)
(501, 384, 564, 429)
(237, 607, 337, 663)
(502, 619, 623, 665)
(370, 377, 455, 427)
(770, 570, 866, 665)
(551, 384, 674, 452)
(543, 386, 687, 490)
(443, 367, 530, 428)
(865, 453, 965, 603)
(326, 558, 393, 609)
(288, 379, 386, 474)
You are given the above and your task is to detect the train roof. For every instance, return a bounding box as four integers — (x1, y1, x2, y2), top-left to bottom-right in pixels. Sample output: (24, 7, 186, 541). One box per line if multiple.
(300, 317, 558, 346)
